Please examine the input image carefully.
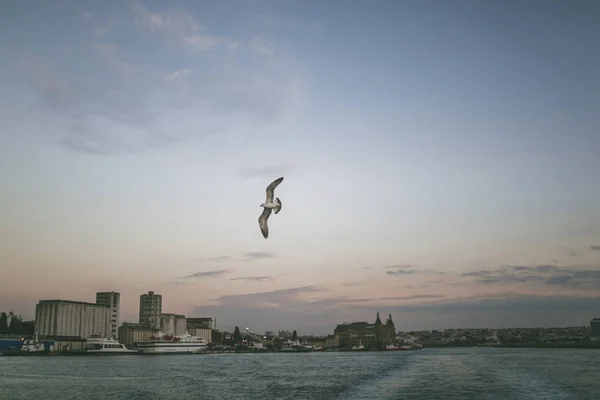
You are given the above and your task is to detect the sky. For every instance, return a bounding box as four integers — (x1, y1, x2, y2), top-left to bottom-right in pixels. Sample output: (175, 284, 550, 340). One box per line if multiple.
(1, 0, 599, 335)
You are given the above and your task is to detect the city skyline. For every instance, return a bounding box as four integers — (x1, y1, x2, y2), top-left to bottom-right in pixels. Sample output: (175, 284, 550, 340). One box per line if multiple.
(7, 287, 600, 336)
(1, 1, 600, 335)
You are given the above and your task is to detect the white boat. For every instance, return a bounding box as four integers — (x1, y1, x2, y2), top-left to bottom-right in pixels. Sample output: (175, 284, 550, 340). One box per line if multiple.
(302, 343, 314, 351)
(351, 340, 365, 350)
(279, 339, 312, 352)
(21, 339, 46, 352)
(85, 336, 137, 354)
(136, 332, 209, 354)
(279, 340, 299, 352)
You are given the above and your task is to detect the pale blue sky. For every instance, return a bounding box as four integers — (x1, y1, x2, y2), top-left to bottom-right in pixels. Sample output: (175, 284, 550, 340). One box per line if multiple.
(1, 0, 599, 334)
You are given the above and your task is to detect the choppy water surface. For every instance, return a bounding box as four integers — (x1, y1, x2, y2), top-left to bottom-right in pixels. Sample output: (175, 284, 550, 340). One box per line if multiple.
(1, 348, 599, 399)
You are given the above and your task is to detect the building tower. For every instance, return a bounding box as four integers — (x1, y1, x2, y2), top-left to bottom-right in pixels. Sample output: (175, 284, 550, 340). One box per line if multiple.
(591, 318, 600, 337)
(139, 291, 162, 329)
(96, 292, 121, 339)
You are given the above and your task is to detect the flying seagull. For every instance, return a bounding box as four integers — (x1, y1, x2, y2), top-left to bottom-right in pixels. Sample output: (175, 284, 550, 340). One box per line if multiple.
(258, 177, 284, 239)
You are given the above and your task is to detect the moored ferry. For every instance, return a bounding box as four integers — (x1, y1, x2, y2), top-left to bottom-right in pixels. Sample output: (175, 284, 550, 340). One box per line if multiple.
(278, 340, 313, 352)
(85, 336, 137, 354)
(136, 332, 209, 354)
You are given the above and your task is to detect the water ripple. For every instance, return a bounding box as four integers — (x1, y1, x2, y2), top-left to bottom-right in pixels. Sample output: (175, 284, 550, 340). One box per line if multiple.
(0, 348, 598, 399)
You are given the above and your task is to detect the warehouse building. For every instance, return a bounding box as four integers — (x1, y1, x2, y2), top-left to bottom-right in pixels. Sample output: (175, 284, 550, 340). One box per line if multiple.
(34, 300, 110, 339)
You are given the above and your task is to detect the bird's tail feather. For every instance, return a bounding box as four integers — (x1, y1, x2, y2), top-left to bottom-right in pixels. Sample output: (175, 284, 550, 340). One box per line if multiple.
(274, 197, 282, 214)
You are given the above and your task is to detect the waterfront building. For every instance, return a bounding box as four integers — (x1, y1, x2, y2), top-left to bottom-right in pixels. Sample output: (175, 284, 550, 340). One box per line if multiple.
(334, 312, 396, 349)
(591, 318, 600, 337)
(186, 316, 214, 329)
(118, 322, 157, 346)
(139, 291, 162, 329)
(325, 334, 339, 348)
(95, 291, 120, 339)
(34, 300, 110, 339)
(160, 313, 186, 336)
(186, 318, 214, 343)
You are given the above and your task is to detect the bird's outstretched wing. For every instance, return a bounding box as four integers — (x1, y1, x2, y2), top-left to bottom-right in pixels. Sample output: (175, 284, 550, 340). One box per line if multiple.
(265, 177, 284, 203)
(258, 207, 273, 239)
(274, 197, 282, 215)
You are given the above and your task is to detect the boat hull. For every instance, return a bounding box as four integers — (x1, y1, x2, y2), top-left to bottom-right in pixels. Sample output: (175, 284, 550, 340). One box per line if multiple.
(86, 350, 138, 355)
(137, 345, 208, 354)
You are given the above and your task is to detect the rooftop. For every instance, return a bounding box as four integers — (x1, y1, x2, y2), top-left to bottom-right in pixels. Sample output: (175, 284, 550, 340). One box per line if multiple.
(38, 299, 108, 307)
(161, 313, 186, 318)
(120, 322, 157, 330)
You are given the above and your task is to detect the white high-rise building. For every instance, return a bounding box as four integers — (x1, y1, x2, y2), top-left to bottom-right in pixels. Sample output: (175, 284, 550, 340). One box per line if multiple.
(96, 292, 120, 339)
(139, 291, 162, 329)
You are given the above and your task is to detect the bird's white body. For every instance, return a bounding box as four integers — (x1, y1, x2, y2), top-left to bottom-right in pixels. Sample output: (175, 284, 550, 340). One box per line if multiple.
(260, 202, 279, 209)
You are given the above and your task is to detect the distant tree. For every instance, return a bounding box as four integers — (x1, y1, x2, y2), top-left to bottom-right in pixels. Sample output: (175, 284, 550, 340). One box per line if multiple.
(221, 334, 232, 346)
(22, 321, 35, 336)
(211, 329, 222, 345)
(233, 326, 241, 344)
(292, 330, 297, 342)
(0, 313, 8, 333)
(9, 315, 24, 334)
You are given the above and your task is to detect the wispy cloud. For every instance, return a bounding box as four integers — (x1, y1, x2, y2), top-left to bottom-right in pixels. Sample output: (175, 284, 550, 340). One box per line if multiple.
(193, 283, 600, 333)
(242, 252, 277, 261)
(386, 268, 416, 276)
(182, 269, 233, 279)
(382, 264, 413, 270)
(389, 292, 600, 312)
(461, 270, 492, 277)
(461, 264, 600, 290)
(17, 2, 306, 155)
(195, 285, 399, 323)
(379, 294, 445, 301)
(248, 36, 277, 57)
(26, 64, 72, 107)
(165, 68, 191, 82)
(230, 276, 274, 282)
(130, 1, 229, 51)
(381, 265, 446, 276)
(166, 281, 190, 286)
(207, 285, 323, 308)
(193, 252, 277, 264)
(305, 297, 373, 308)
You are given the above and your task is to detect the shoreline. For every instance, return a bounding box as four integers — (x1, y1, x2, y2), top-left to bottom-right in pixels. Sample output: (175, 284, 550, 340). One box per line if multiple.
(422, 343, 600, 349)
(4, 344, 599, 357)
(1, 348, 423, 357)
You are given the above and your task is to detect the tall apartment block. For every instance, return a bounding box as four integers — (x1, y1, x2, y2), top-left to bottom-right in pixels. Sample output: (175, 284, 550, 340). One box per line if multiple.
(139, 291, 162, 329)
(96, 292, 120, 339)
